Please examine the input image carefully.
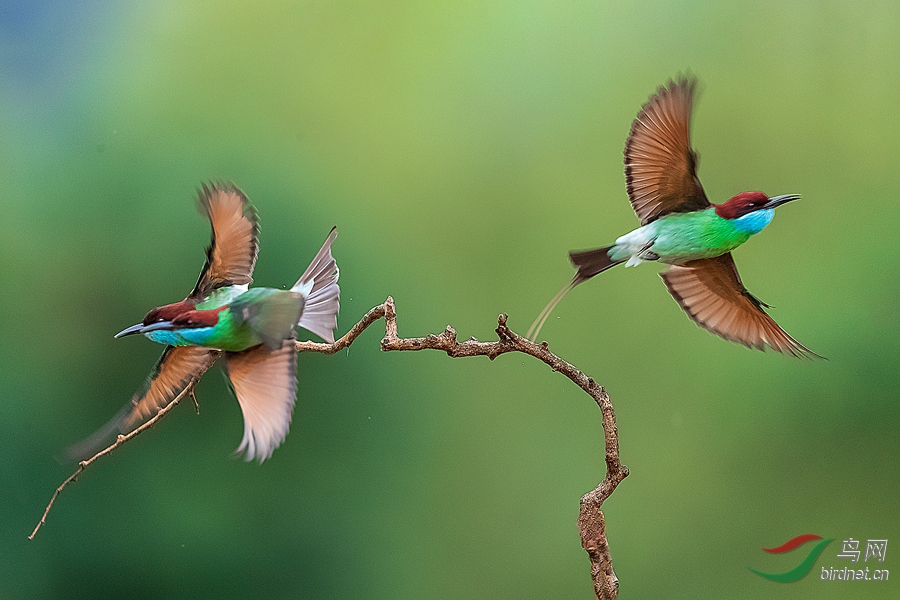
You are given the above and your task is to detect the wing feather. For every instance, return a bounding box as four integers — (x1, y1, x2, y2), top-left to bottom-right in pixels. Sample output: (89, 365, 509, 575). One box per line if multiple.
(190, 182, 259, 300)
(66, 346, 220, 460)
(660, 253, 818, 358)
(225, 339, 298, 462)
(624, 77, 710, 224)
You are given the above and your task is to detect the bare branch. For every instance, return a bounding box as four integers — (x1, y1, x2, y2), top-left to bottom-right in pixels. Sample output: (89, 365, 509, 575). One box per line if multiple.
(298, 296, 630, 599)
(294, 302, 387, 354)
(32, 296, 629, 599)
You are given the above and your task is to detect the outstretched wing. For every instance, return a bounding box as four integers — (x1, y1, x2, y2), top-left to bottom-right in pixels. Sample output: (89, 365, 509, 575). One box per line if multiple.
(66, 346, 221, 460)
(190, 182, 259, 300)
(624, 77, 710, 225)
(660, 253, 818, 358)
(224, 338, 298, 462)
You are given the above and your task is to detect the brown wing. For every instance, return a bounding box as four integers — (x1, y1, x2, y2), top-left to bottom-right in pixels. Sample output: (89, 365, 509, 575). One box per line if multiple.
(660, 253, 818, 358)
(66, 346, 221, 461)
(624, 77, 710, 225)
(224, 338, 298, 462)
(190, 182, 259, 300)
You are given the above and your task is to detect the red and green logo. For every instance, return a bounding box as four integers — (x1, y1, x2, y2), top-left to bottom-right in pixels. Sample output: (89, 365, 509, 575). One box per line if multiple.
(747, 534, 834, 582)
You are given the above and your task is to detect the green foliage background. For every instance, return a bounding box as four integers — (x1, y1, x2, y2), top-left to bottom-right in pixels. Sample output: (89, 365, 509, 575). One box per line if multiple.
(2, 1, 898, 598)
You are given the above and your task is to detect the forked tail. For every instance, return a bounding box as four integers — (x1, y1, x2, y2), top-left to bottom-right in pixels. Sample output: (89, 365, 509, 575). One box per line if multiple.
(526, 245, 624, 341)
(292, 227, 340, 343)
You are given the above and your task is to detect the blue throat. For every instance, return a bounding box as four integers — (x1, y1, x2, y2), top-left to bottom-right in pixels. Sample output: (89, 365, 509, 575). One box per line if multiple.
(176, 326, 217, 346)
(144, 329, 190, 346)
(143, 326, 219, 347)
(732, 209, 774, 234)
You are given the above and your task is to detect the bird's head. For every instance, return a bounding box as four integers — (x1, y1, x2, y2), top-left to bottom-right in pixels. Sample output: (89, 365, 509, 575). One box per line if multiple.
(141, 300, 195, 326)
(715, 192, 800, 220)
(114, 300, 197, 338)
(169, 309, 222, 329)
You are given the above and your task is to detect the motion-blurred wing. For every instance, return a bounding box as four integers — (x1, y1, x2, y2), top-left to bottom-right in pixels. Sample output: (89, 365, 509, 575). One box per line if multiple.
(66, 346, 221, 460)
(230, 288, 304, 350)
(190, 182, 259, 300)
(660, 253, 817, 358)
(624, 77, 710, 225)
(224, 339, 298, 462)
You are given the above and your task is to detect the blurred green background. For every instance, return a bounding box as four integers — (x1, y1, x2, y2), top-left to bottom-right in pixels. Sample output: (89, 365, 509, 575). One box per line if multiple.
(2, 1, 898, 598)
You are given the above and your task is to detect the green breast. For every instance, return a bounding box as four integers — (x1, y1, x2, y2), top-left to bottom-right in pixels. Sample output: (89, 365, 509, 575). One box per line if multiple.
(176, 308, 262, 351)
(651, 209, 754, 263)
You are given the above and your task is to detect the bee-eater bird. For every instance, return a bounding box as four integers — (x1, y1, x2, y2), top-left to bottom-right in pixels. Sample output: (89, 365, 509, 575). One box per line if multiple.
(68, 182, 340, 462)
(528, 77, 817, 357)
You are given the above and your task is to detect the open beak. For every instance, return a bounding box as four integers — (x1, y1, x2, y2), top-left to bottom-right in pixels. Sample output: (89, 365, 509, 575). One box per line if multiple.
(763, 194, 800, 209)
(114, 321, 174, 338)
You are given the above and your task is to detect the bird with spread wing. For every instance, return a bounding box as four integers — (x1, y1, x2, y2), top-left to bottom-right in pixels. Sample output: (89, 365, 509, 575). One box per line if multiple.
(68, 182, 340, 462)
(528, 77, 818, 358)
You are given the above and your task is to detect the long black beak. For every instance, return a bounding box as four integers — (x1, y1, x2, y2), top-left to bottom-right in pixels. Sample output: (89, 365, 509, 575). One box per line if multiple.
(114, 323, 146, 338)
(763, 194, 800, 209)
(114, 321, 174, 338)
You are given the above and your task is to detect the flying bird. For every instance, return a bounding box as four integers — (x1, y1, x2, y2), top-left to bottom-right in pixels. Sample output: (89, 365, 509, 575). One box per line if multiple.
(68, 182, 340, 462)
(528, 77, 817, 358)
